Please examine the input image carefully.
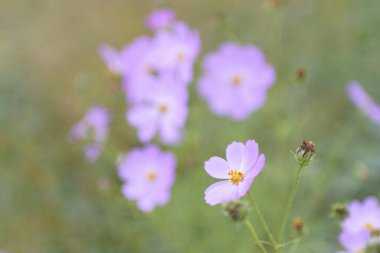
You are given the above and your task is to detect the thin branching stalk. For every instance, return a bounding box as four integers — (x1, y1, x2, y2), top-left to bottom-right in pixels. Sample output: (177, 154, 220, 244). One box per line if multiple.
(279, 164, 304, 243)
(245, 219, 269, 253)
(248, 192, 278, 247)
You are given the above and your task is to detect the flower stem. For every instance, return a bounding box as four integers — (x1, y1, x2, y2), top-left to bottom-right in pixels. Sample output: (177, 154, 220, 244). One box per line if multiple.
(248, 192, 277, 247)
(244, 219, 269, 253)
(279, 164, 304, 243)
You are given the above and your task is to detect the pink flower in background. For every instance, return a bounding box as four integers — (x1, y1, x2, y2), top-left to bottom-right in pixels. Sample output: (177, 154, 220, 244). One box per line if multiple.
(126, 74, 189, 145)
(346, 81, 380, 124)
(71, 105, 111, 163)
(342, 196, 380, 234)
(198, 43, 275, 120)
(152, 22, 201, 84)
(118, 145, 176, 212)
(120, 22, 200, 102)
(145, 8, 176, 31)
(204, 140, 266, 206)
(337, 229, 370, 253)
(337, 196, 380, 252)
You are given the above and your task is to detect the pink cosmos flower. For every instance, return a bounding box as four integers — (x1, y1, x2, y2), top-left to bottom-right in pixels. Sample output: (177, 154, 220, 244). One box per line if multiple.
(346, 81, 380, 124)
(71, 105, 111, 163)
(126, 74, 188, 145)
(198, 43, 275, 120)
(204, 140, 266, 206)
(342, 196, 380, 234)
(152, 22, 201, 84)
(120, 23, 200, 103)
(117, 145, 176, 212)
(337, 229, 370, 253)
(144, 8, 176, 32)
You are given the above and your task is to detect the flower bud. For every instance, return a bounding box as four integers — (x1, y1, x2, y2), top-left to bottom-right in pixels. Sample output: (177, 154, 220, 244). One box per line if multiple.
(331, 203, 348, 220)
(295, 67, 307, 81)
(293, 140, 315, 166)
(292, 218, 304, 234)
(223, 200, 249, 222)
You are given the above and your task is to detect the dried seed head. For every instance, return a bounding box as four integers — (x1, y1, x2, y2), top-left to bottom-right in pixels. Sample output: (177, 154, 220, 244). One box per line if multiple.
(293, 140, 315, 166)
(223, 200, 249, 222)
(292, 218, 304, 233)
(331, 203, 348, 220)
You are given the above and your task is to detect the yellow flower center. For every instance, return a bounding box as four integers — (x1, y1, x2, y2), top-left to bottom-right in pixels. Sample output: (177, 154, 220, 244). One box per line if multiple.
(177, 52, 186, 61)
(365, 223, 373, 230)
(146, 171, 157, 182)
(231, 75, 242, 86)
(146, 66, 159, 77)
(159, 104, 168, 113)
(228, 170, 244, 184)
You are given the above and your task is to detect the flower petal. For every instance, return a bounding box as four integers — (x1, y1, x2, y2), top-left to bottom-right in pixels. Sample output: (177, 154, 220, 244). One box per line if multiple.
(240, 140, 259, 172)
(226, 141, 245, 169)
(204, 180, 239, 206)
(246, 154, 265, 180)
(204, 157, 230, 179)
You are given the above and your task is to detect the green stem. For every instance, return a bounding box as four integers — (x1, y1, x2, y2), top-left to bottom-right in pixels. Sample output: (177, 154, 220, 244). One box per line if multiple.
(245, 220, 268, 253)
(248, 192, 277, 247)
(279, 164, 304, 243)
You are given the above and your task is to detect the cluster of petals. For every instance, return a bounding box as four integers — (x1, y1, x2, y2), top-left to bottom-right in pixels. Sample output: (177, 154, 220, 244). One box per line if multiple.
(127, 74, 189, 145)
(338, 196, 380, 253)
(198, 43, 275, 120)
(71, 105, 111, 163)
(204, 140, 265, 206)
(99, 9, 200, 145)
(117, 145, 176, 212)
(346, 81, 380, 124)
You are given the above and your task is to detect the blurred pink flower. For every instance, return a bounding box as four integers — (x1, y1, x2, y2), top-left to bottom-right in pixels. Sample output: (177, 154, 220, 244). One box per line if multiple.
(346, 81, 380, 124)
(71, 105, 111, 163)
(337, 229, 370, 253)
(117, 145, 176, 212)
(126, 74, 189, 145)
(198, 43, 275, 120)
(120, 23, 200, 103)
(204, 140, 266, 206)
(342, 196, 380, 234)
(145, 8, 176, 31)
(152, 22, 201, 84)
(337, 196, 380, 252)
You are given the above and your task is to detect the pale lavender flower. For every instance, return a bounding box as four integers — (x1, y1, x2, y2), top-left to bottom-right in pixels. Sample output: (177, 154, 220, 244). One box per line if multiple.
(121, 23, 200, 103)
(145, 8, 176, 32)
(346, 81, 380, 124)
(152, 22, 201, 84)
(126, 74, 188, 145)
(204, 140, 265, 206)
(337, 229, 370, 253)
(71, 106, 111, 163)
(342, 196, 380, 234)
(117, 145, 176, 212)
(198, 43, 275, 120)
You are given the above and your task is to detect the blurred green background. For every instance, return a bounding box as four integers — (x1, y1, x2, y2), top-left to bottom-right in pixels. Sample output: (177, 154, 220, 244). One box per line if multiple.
(1, 0, 380, 252)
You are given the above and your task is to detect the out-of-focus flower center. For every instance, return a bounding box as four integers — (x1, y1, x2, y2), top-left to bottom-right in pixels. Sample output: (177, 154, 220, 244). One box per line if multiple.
(146, 171, 157, 182)
(228, 170, 244, 184)
(365, 223, 373, 231)
(231, 75, 242, 86)
(177, 52, 186, 61)
(159, 104, 168, 113)
(146, 66, 159, 77)
(371, 229, 380, 237)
